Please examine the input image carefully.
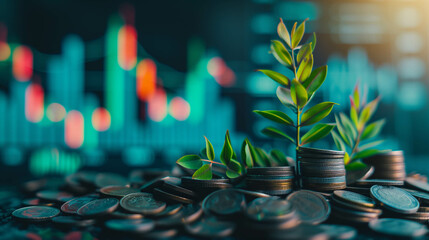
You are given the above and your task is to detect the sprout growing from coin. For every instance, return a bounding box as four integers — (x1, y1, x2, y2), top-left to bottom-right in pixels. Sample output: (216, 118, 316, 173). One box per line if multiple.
(331, 82, 385, 167)
(254, 18, 337, 159)
(176, 130, 243, 180)
(240, 138, 292, 168)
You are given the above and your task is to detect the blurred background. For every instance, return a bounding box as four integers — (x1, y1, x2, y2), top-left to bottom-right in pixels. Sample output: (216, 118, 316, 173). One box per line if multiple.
(0, 0, 427, 183)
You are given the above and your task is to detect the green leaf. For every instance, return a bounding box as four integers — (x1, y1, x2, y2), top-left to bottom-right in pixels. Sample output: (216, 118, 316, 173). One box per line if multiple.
(276, 87, 297, 112)
(331, 131, 346, 152)
(345, 160, 367, 171)
(176, 155, 203, 170)
(220, 131, 233, 166)
(302, 66, 327, 96)
(270, 149, 289, 166)
(307, 32, 316, 52)
(300, 102, 336, 126)
(226, 169, 240, 179)
(340, 113, 357, 140)
(227, 159, 242, 174)
(225, 130, 237, 160)
(253, 110, 294, 126)
(361, 119, 385, 140)
(297, 54, 313, 82)
(256, 148, 271, 167)
(350, 107, 358, 126)
(244, 144, 254, 168)
(291, 79, 308, 108)
(360, 140, 384, 151)
(270, 40, 293, 67)
(277, 18, 291, 48)
(344, 152, 350, 165)
(192, 164, 212, 180)
(291, 18, 308, 49)
(261, 127, 295, 143)
(204, 136, 215, 161)
(297, 43, 312, 65)
(353, 83, 360, 110)
(199, 148, 208, 159)
(335, 115, 352, 147)
(359, 96, 381, 126)
(240, 139, 247, 162)
(258, 69, 290, 87)
(351, 149, 384, 161)
(301, 123, 335, 145)
(245, 139, 259, 168)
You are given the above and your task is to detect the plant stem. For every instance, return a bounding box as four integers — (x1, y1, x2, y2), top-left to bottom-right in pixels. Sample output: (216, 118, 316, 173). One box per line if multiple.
(296, 108, 301, 149)
(201, 159, 224, 166)
(350, 128, 363, 159)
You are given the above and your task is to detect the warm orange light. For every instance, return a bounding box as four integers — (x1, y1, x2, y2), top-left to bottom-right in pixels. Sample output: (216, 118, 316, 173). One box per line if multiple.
(148, 87, 167, 122)
(118, 25, 137, 70)
(25, 83, 44, 123)
(47, 103, 66, 122)
(137, 59, 157, 101)
(13, 46, 33, 81)
(169, 97, 191, 121)
(65, 110, 84, 149)
(92, 107, 111, 132)
(0, 42, 10, 61)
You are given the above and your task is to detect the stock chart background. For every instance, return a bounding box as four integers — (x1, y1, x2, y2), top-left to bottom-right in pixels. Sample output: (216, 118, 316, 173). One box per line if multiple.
(0, 0, 428, 183)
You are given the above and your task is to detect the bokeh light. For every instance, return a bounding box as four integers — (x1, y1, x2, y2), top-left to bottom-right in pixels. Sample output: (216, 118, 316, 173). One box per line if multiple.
(137, 59, 157, 101)
(12, 46, 33, 81)
(92, 107, 111, 132)
(65, 110, 84, 149)
(0, 42, 10, 61)
(169, 97, 191, 121)
(148, 87, 167, 122)
(118, 25, 137, 70)
(46, 103, 66, 122)
(25, 83, 44, 123)
(207, 57, 235, 87)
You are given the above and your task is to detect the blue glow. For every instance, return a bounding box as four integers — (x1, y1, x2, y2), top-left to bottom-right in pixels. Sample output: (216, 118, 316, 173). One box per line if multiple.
(123, 147, 154, 166)
(397, 81, 426, 110)
(2, 146, 23, 166)
(251, 14, 276, 34)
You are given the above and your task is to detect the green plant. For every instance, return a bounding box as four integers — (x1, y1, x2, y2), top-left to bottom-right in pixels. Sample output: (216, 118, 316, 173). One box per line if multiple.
(254, 18, 336, 158)
(176, 130, 244, 180)
(331, 83, 385, 166)
(241, 138, 291, 168)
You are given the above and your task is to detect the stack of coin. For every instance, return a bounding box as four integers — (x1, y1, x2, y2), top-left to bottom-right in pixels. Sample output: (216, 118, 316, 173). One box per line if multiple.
(180, 177, 232, 199)
(363, 151, 406, 181)
(297, 147, 346, 191)
(245, 166, 294, 195)
(329, 190, 382, 224)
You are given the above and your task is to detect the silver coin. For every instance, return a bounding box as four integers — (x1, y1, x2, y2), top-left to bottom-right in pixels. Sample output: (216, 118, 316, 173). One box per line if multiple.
(202, 189, 245, 216)
(77, 198, 119, 217)
(319, 224, 357, 240)
(370, 185, 419, 214)
(286, 190, 330, 225)
(246, 197, 295, 222)
(120, 193, 166, 215)
(333, 190, 376, 208)
(369, 218, 427, 238)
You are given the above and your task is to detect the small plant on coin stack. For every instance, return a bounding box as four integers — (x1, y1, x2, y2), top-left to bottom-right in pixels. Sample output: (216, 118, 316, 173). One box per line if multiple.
(331, 82, 385, 168)
(176, 130, 244, 180)
(240, 137, 293, 168)
(254, 18, 337, 163)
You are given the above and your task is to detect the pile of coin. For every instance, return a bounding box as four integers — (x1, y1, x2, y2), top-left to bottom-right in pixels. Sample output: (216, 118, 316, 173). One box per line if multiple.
(363, 151, 406, 181)
(297, 147, 346, 191)
(7, 167, 429, 239)
(245, 166, 294, 195)
(330, 190, 382, 223)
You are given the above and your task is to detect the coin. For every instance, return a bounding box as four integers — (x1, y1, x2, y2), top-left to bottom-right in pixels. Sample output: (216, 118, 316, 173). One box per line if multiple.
(95, 173, 128, 188)
(185, 217, 235, 238)
(109, 210, 144, 220)
(355, 179, 403, 187)
(144, 228, 178, 239)
(100, 186, 140, 198)
(120, 193, 166, 215)
(61, 196, 98, 214)
(370, 185, 419, 214)
(159, 178, 197, 199)
(52, 216, 95, 227)
(246, 197, 295, 222)
(330, 196, 382, 214)
(402, 188, 429, 204)
(105, 219, 155, 233)
(153, 188, 193, 204)
(155, 204, 203, 228)
(405, 177, 429, 193)
(369, 218, 427, 238)
(319, 224, 357, 240)
(202, 189, 245, 216)
(21, 198, 55, 207)
(36, 190, 73, 203)
(332, 190, 376, 208)
(77, 198, 119, 217)
(262, 224, 329, 240)
(153, 204, 182, 218)
(234, 189, 271, 199)
(12, 206, 60, 222)
(298, 147, 345, 156)
(286, 190, 330, 225)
